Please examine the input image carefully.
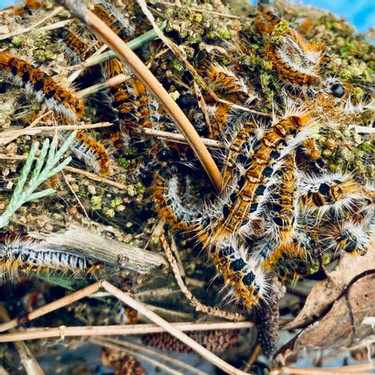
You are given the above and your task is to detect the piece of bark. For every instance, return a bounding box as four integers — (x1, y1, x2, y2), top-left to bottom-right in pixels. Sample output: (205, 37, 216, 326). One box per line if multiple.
(29, 225, 167, 274)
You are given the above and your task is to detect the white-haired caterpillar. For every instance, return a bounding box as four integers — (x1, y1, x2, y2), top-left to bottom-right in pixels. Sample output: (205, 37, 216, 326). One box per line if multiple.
(0, 53, 83, 121)
(208, 238, 270, 308)
(92, 1, 135, 42)
(0, 234, 102, 280)
(258, 7, 323, 88)
(62, 130, 111, 175)
(57, 27, 96, 64)
(200, 111, 313, 244)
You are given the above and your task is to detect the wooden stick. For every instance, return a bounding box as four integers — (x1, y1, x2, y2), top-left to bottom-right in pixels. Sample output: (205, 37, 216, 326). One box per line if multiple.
(0, 282, 102, 333)
(101, 280, 253, 375)
(0, 321, 253, 342)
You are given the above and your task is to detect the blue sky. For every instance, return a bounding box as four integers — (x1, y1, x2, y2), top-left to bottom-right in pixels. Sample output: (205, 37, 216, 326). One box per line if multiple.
(0, 1, 373, 32)
(300, 0, 374, 32)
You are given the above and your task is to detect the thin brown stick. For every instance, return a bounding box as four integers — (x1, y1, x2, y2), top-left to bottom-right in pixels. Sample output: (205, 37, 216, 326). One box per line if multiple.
(39, 19, 73, 32)
(0, 7, 64, 40)
(62, 171, 90, 220)
(160, 233, 247, 322)
(101, 280, 253, 375)
(90, 336, 208, 375)
(143, 128, 224, 149)
(0, 321, 254, 342)
(57, 0, 223, 192)
(90, 336, 184, 375)
(64, 166, 128, 190)
(0, 281, 102, 333)
(0, 304, 45, 375)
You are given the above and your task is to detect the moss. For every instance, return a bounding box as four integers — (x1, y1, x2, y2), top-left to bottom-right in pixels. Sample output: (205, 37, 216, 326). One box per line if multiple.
(10, 36, 22, 47)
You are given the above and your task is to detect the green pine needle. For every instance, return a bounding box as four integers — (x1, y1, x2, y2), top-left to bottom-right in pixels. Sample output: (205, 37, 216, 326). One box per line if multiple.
(0, 132, 77, 229)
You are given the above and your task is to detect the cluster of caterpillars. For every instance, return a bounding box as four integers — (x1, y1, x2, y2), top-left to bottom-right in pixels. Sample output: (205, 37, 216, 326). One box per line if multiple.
(0, 1, 374, 308)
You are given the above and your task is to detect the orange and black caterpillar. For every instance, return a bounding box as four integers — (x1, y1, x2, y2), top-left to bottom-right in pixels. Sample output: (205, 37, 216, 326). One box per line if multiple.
(57, 27, 95, 64)
(0, 233, 103, 280)
(200, 112, 313, 244)
(0, 53, 83, 121)
(92, 1, 135, 41)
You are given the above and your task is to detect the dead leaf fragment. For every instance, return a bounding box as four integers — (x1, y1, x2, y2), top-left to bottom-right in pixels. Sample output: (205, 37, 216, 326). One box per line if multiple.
(284, 249, 375, 330)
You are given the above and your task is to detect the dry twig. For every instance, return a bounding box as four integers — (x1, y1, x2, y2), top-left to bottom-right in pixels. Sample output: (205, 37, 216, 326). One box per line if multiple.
(0, 280, 253, 375)
(160, 233, 247, 322)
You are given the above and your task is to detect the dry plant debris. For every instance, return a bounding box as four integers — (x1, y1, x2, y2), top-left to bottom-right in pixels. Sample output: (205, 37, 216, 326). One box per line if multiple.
(0, 0, 374, 374)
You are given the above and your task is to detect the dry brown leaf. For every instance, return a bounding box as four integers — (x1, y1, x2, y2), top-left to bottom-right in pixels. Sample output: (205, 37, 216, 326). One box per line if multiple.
(293, 273, 375, 348)
(275, 273, 375, 366)
(284, 249, 375, 330)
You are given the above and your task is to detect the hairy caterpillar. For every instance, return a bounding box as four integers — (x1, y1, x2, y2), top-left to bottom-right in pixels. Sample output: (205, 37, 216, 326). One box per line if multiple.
(0, 234, 102, 281)
(0, 53, 83, 121)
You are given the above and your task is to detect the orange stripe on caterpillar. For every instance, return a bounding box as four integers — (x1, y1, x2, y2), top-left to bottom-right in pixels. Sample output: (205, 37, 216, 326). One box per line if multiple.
(0, 234, 103, 279)
(93, 1, 135, 41)
(57, 28, 95, 64)
(265, 43, 322, 87)
(65, 130, 111, 175)
(208, 240, 269, 308)
(207, 63, 257, 104)
(264, 154, 297, 245)
(0, 53, 84, 121)
(213, 113, 312, 238)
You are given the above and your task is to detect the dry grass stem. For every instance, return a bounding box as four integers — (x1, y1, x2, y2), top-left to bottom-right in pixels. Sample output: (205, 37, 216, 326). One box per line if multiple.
(0, 281, 102, 333)
(90, 336, 184, 375)
(90, 336, 208, 375)
(0, 304, 45, 375)
(76, 74, 131, 99)
(62, 171, 90, 219)
(0, 6, 64, 41)
(59, 0, 223, 192)
(39, 19, 73, 32)
(160, 233, 247, 322)
(143, 128, 224, 149)
(63, 165, 129, 190)
(101, 280, 253, 375)
(0, 321, 254, 342)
